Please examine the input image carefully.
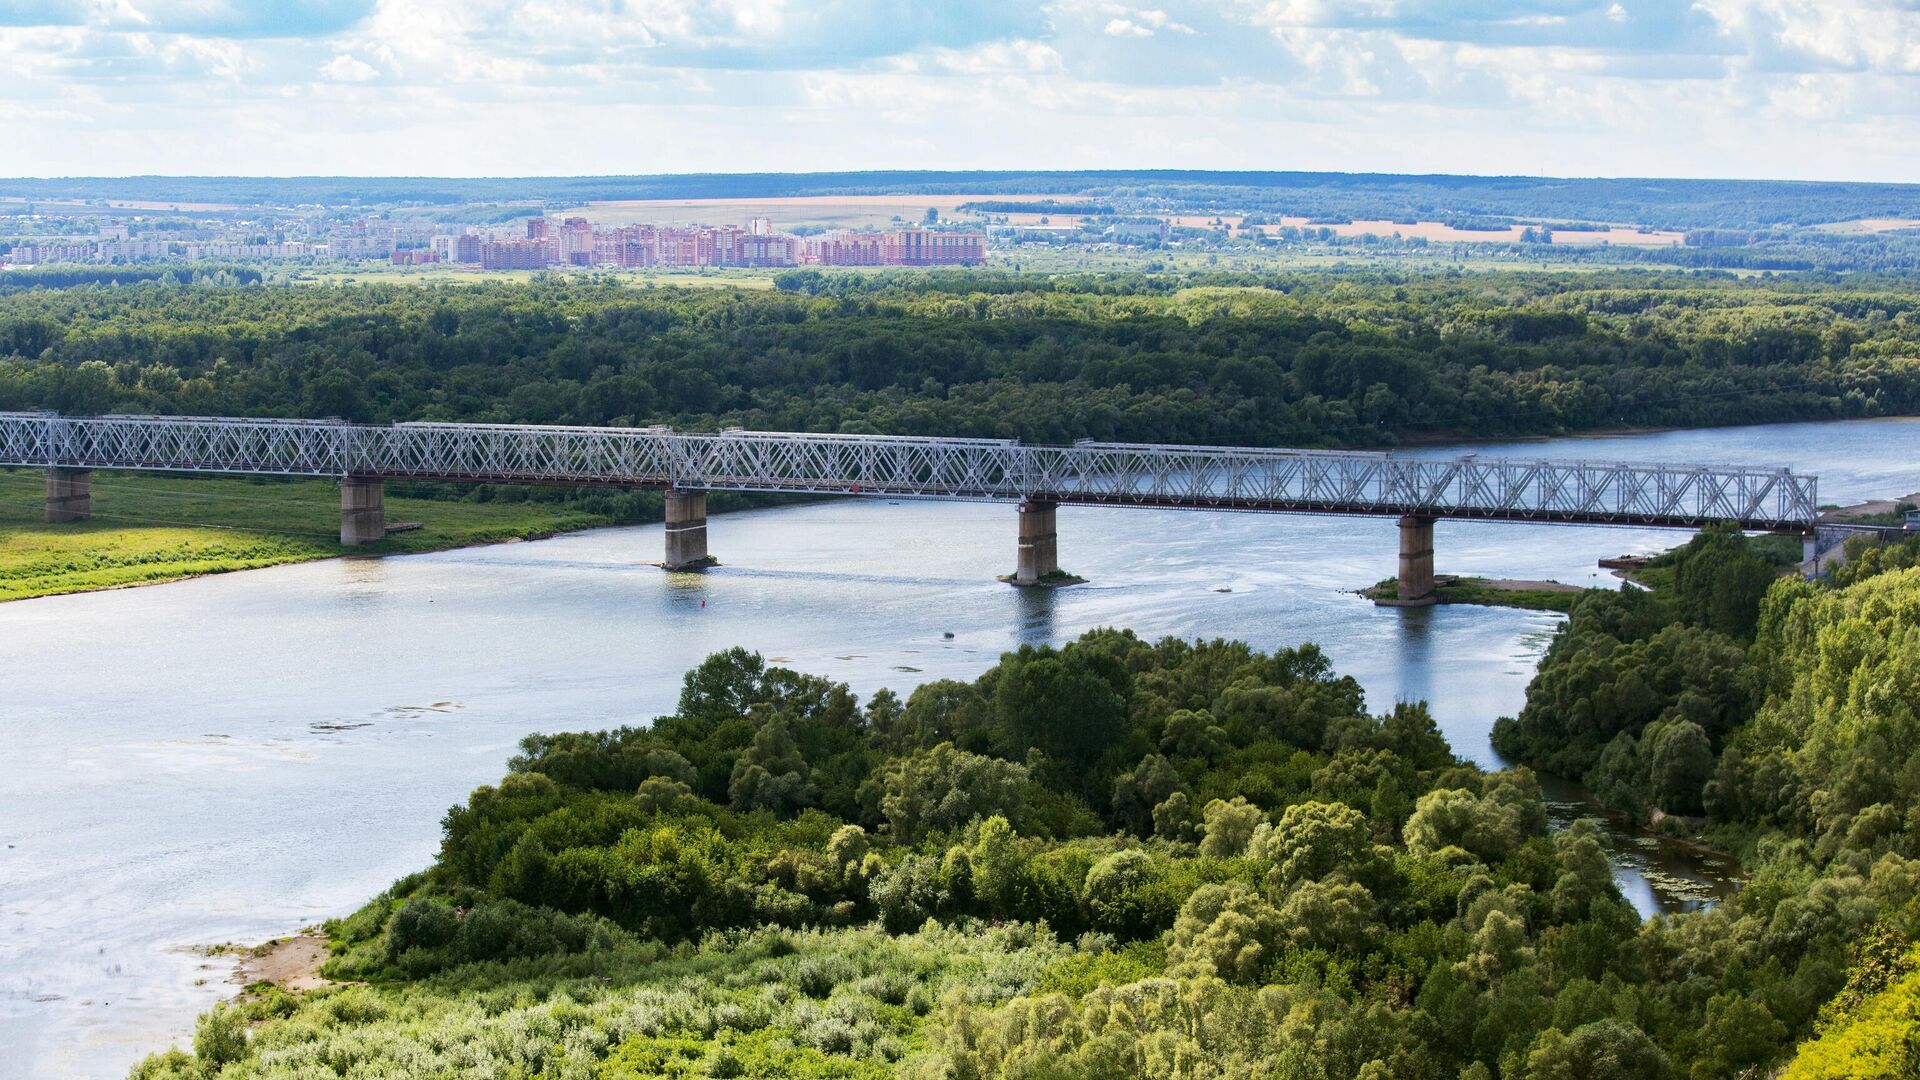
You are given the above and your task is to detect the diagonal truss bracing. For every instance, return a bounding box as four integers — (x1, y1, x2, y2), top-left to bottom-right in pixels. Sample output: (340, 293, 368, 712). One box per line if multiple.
(0, 413, 1820, 530)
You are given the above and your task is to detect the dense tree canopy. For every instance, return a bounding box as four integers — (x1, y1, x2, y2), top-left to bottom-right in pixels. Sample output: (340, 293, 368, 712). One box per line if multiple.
(5, 272, 1919, 455)
(133, 545, 1920, 1078)
(1495, 532, 1920, 1077)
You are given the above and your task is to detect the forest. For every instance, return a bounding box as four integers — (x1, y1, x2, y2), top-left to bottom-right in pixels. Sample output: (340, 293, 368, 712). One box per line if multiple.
(1492, 530, 1920, 1075)
(129, 533, 1920, 1078)
(4, 271, 1919, 452)
(7, 170, 1920, 229)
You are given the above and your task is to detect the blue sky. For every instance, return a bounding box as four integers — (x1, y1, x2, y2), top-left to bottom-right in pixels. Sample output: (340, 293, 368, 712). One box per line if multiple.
(2, 0, 1918, 180)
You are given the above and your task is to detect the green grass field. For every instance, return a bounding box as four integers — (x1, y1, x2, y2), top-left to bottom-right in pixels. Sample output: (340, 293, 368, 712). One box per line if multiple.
(0, 470, 610, 602)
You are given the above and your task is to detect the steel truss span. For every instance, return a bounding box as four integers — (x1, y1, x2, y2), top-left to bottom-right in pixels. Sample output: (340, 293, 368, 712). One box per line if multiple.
(0, 413, 1819, 530)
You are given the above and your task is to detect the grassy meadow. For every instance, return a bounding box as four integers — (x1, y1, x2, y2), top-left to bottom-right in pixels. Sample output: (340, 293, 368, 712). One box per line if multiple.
(0, 469, 610, 601)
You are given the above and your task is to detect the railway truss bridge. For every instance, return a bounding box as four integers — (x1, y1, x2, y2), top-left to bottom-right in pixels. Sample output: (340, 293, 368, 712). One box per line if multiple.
(1, 412, 1820, 604)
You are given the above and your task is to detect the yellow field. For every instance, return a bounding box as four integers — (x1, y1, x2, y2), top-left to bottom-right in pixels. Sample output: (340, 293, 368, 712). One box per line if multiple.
(983, 207, 1682, 246)
(1815, 217, 1920, 234)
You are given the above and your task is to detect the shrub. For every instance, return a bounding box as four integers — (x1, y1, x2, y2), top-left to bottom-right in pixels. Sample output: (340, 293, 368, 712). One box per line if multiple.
(193, 1002, 248, 1068)
(1198, 796, 1264, 857)
(1167, 882, 1284, 983)
(386, 897, 459, 959)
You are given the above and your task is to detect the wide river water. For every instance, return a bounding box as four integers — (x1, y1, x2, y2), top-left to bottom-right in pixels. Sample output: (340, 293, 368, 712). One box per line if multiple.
(6, 416, 1920, 1078)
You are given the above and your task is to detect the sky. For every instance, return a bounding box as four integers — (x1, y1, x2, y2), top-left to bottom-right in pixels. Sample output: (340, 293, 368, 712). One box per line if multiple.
(3, 0, 1919, 181)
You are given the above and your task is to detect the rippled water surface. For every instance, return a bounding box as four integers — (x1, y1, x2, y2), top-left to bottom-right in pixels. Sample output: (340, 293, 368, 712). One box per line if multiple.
(5, 417, 1918, 1078)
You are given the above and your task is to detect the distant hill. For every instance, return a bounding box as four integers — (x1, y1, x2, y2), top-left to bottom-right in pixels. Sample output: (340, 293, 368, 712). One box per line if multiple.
(4, 170, 1919, 230)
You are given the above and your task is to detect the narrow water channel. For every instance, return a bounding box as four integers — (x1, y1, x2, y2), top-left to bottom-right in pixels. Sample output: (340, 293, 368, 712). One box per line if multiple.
(4, 416, 1916, 1078)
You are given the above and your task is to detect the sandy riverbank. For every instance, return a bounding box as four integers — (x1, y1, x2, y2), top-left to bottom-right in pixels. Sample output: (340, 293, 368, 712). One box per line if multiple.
(235, 934, 332, 994)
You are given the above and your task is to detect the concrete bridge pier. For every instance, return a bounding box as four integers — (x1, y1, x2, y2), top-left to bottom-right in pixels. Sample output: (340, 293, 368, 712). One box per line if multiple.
(340, 477, 386, 545)
(1012, 499, 1059, 586)
(663, 490, 711, 570)
(1396, 514, 1436, 604)
(45, 467, 91, 523)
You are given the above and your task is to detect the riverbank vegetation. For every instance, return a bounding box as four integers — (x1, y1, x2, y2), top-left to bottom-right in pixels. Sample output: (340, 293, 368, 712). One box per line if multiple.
(133, 566, 1920, 1077)
(1494, 528, 1920, 1075)
(5, 271, 1919, 449)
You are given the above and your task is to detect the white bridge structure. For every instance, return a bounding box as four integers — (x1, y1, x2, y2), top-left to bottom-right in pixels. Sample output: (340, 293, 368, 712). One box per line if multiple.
(2, 412, 1821, 602)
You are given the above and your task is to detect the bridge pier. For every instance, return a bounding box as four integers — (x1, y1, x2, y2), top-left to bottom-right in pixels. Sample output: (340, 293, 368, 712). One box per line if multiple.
(663, 490, 711, 570)
(340, 477, 386, 545)
(45, 467, 90, 523)
(1012, 499, 1060, 586)
(1396, 514, 1436, 604)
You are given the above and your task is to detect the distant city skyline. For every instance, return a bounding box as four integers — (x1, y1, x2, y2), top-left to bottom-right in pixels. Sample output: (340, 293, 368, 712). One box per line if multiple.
(1, 208, 990, 270)
(3, 1, 1918, 183)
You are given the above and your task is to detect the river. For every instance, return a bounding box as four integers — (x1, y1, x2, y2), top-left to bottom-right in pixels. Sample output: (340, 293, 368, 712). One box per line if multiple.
(4, 416, 1917, 1078)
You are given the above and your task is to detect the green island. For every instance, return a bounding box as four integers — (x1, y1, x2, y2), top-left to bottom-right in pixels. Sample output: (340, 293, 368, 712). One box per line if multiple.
(1360, 577, 1586, 613)
(124, 528, 1920, 1079)
(1355, 532, 1816, 614)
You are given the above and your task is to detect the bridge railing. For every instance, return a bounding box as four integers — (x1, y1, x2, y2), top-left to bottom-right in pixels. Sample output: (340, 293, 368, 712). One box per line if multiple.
(0, 413, 1820, 530)
(0, 412, 353, 475)
(1016, 445, 1813, 527)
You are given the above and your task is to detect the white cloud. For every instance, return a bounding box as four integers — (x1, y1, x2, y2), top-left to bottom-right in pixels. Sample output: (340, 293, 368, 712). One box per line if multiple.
(925, 38, 1064, 74)
(1133, 8, 1197, 33)
(1, 0, 1919, 179)
(317, 52, 376, 82)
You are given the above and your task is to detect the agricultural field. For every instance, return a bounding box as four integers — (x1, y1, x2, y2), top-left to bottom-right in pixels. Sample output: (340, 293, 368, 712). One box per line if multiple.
(997, 210, 1686, 247)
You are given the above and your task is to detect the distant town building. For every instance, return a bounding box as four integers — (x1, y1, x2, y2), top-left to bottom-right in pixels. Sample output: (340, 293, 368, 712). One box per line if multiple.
(805, 232, 888, 266)
(0, 210, 987, 272)
(481, 237, 557, 270)
(724, 231, 797, 267)
(882, 228, 986, 265)
(559, 217, 595, 266)
(1107, 221, 1170, 243)
(654, 227, 717, 267)
(805, 229, 985, 266)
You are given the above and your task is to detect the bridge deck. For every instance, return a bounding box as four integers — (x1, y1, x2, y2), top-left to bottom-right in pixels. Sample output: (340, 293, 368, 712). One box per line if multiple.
(0, 413, 1819, 531)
